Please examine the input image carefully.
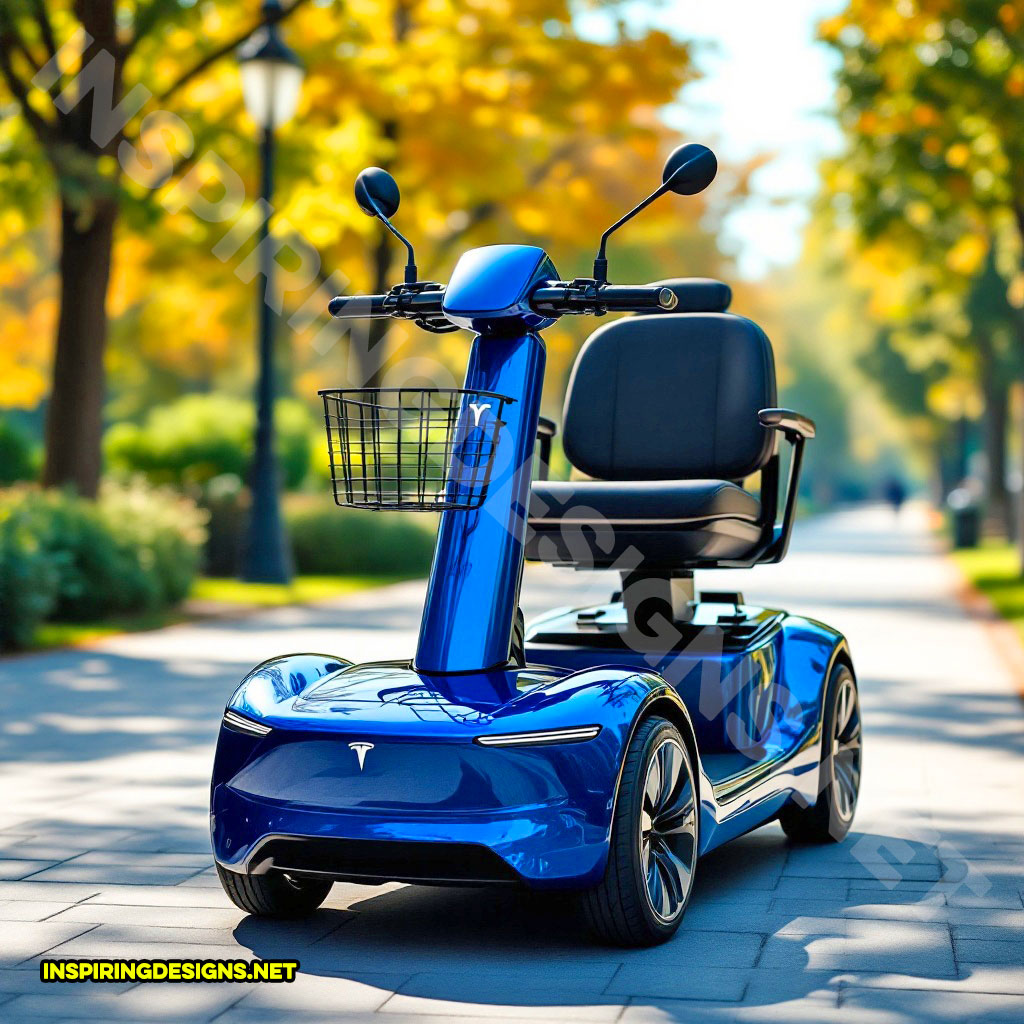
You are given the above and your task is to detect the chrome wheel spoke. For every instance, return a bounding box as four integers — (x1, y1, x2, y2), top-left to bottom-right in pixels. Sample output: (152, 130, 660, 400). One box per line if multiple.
(659, 805, 696, 838)
(656, 742, 681, 813)
(652, 842, 686, 908)
(657, 772, 693, 824)
(639, 736, 697, 923)
(646, 857, 669, 916)
(829, 676, 862, 823)
(644, 757, 662, 812)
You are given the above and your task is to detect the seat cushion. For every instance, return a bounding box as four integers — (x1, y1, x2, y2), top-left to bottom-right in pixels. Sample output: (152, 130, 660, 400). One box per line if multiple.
(526, 479, 763, 569)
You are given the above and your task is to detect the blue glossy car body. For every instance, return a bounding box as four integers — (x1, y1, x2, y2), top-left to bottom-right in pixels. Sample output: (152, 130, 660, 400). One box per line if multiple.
(211, 243, 854, 892)
(211, 608, 851, 888)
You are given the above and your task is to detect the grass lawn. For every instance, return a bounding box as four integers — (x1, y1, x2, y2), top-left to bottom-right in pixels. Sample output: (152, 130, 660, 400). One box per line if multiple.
(953, 540, 1024, 643)
(25, 574, 415, 653)
(190, 574, 415, 607)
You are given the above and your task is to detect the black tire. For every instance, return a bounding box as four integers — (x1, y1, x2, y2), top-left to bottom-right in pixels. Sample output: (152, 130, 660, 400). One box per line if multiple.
(580, 716, 699, 947)
(216, 864, 332, 917)
(780, 662, 862, 843)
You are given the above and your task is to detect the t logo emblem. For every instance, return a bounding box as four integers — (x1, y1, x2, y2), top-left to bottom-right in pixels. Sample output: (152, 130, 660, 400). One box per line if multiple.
(348, 742, 374, 770)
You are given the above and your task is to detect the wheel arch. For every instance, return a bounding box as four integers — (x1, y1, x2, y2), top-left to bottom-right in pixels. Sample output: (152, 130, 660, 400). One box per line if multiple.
(606, 684, 703, 850)
(637, 692, 702, 808)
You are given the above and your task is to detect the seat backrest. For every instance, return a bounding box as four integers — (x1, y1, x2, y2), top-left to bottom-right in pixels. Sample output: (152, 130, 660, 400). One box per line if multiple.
(562, 312, 777, 481)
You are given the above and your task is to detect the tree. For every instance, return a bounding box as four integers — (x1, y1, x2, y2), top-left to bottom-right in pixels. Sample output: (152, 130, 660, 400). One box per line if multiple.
(0, 0, 311, 497)
(1, 0, 703, 495)
(818, 0, 1024, 537)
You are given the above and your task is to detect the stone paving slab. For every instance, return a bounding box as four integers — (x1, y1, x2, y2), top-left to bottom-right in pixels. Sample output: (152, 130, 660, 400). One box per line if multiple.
(0, 506, 1022, 1022)
(842, 986, 1024, 1022)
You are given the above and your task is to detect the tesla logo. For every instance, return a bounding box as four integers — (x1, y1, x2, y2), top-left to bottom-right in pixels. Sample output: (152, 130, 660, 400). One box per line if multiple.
(468, 402, 491, 426)
(348, 742, 374, 770)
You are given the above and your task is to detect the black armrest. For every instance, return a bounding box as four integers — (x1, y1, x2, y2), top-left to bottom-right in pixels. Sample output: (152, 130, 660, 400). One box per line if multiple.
(758, 408, 816, 440)
(535, 417, 558, 480)
(756, 409, 814, 564)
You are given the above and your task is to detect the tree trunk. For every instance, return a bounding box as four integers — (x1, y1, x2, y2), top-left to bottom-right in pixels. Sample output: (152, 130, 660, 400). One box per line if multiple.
(979, 341, 1010, 538)
(42, 199, 118, 497)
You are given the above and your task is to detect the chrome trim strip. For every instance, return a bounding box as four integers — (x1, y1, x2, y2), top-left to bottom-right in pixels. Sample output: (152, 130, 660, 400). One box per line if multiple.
(223, 710, 272, 737)
(475, 725, 601, 747)
(527, 511, 760, 527)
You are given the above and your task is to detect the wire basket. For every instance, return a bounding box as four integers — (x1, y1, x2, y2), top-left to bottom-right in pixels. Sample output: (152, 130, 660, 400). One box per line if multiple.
(320, 388, 512, 511)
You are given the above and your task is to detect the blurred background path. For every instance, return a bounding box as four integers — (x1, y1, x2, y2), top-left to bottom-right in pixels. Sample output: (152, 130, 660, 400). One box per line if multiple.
(0, 504, 1022, 1023)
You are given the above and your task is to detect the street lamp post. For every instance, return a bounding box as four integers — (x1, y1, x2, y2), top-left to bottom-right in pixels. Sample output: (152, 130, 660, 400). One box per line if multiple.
(238, 0, 304, 583)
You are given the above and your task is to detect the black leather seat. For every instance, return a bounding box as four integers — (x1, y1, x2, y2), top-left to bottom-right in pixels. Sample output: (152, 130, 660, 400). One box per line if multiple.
(526, 312, 778, 570)
(529, 479, 761, 567)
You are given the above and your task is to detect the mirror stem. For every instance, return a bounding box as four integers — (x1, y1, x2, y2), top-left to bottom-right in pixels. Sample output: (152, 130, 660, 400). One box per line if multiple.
(593, 180, 671, 284)
(381, 217, 418, 284)
(370, 199, 418, 284)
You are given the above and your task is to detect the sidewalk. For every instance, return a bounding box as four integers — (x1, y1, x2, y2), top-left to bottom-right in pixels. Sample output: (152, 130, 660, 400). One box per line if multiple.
(0, 505, 1022, 1022)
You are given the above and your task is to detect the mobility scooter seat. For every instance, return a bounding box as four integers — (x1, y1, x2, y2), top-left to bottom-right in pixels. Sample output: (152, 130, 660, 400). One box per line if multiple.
(528, 478, 762, 566)
(526, 311, 777, 569)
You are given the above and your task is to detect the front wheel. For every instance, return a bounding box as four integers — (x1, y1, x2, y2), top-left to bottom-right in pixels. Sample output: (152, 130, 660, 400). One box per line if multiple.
(580, 716, 699, 946)
(780, 662, 862, 843)
(216, 864, 332, 917)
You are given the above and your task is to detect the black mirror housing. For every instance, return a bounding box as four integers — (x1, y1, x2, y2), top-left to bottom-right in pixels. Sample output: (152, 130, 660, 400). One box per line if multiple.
(662, 144, 717, 196)
(355, 167, 401, 219)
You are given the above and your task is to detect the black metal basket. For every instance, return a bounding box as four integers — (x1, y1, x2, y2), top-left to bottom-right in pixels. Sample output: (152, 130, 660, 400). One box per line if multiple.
(319, 388, 512, 511)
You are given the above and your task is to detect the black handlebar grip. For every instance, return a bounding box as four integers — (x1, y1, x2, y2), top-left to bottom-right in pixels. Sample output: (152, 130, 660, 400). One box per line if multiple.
(530, 283, 678, 315)
(598, 286, 678, 311)
(328, 290, 446, 319)
(328, 294, 389, 318)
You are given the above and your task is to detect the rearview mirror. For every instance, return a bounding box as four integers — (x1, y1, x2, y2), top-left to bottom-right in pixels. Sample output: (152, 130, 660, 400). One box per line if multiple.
(353, 167, 417, 283)
(662, 144, 717, 196)
(593, 143, 718, 284)
(354, 167, 401, 219)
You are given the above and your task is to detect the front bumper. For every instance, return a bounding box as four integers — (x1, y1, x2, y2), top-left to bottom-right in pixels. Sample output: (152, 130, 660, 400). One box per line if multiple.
(210, 723, 621, 889)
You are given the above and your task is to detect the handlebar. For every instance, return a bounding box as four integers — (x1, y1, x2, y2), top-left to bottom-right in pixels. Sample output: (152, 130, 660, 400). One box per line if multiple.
(328, 280, 677, 323)
(328, 287, 445, 320)
(529, 282, 678, 315)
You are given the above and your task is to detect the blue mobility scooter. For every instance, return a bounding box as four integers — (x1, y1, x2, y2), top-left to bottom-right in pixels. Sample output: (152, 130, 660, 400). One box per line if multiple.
(211, 144, 862, 946)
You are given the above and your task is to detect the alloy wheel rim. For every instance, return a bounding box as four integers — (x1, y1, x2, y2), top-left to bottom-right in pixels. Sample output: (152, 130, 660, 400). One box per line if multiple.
(830, 675, 862, 823)
(638, 737, 697, 923)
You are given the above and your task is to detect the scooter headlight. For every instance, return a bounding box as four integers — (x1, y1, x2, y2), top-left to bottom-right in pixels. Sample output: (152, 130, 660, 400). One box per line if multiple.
(474, 725, 601, 747)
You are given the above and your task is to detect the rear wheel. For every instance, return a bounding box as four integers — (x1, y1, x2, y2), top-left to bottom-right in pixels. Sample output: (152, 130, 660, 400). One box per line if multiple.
(780, 662, 862, 843)
(216, 864, 332, 917)
(580, 716, 699, 946)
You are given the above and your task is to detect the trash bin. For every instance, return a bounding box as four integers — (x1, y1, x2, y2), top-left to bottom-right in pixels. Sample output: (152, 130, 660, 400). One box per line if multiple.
(947, 488, 981, 549)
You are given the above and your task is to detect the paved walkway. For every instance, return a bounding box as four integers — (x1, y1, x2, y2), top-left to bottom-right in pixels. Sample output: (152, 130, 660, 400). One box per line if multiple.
(0, 505, 1022, 1022)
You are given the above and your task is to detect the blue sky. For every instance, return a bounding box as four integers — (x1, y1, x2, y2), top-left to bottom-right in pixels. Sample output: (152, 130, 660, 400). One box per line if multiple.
(576, 0, 846, 279)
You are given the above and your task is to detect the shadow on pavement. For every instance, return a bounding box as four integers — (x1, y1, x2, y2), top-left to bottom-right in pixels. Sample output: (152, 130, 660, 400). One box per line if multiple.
(233, 828, 968, 1017)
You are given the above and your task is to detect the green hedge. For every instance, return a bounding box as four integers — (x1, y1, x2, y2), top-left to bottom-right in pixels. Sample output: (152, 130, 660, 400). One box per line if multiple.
(0, 482, 207, 651)
(286, 498, 436, 576)
(0, 418, 40, 485)
(104, 393, 315, 490)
